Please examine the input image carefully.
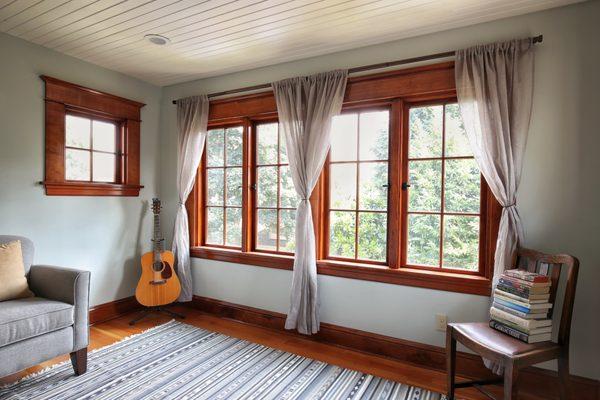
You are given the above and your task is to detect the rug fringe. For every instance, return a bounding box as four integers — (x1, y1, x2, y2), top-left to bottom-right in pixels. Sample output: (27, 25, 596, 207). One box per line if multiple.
(0, 319, 181, 390)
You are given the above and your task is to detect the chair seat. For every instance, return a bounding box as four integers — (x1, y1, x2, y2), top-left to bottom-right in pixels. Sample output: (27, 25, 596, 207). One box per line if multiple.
(450, 322, 559, 356)
(0, 297, 74, 347)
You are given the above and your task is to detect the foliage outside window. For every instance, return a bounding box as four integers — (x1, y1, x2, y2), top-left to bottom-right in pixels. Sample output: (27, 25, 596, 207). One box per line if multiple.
(405, 103, 482, 272)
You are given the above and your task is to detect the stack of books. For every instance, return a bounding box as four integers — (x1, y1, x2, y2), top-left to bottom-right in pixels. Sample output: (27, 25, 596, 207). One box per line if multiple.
(490, 269, 553, 343)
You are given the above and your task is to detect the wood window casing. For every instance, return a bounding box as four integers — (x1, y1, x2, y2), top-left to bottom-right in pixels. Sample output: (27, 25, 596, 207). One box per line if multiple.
(42, 76, 144, 196)
(188, 62, 501, 296)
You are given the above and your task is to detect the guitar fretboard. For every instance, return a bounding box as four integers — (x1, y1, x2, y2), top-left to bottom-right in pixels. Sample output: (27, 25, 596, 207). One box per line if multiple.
(152, 213, 164, 261)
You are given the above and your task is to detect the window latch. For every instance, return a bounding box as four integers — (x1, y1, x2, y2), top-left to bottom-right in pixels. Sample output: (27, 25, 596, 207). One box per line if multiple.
(250, 183, 257, 190)
(402, 182, 411, 191)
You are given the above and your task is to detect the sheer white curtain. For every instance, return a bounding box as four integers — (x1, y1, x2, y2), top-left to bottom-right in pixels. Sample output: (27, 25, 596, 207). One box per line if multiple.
(456, 38, 535, 373)
(172, 95, 209, 302)
(272, 70, 347, 334)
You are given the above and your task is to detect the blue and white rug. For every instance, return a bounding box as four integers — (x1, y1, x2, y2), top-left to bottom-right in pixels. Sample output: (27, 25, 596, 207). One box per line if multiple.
(0, 321, 443, 400)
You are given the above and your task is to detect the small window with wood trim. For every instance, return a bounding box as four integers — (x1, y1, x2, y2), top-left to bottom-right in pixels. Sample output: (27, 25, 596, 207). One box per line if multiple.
(42, 76, 144, 196)
(65, 114, 120, 183)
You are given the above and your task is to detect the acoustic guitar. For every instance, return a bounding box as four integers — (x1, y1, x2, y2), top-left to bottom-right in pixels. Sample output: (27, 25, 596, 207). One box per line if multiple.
(134, 198, 181, 307)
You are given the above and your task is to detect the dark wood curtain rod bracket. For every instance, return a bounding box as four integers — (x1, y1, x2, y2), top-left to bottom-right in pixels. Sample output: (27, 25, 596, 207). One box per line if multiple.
(172, 35, 543, 104)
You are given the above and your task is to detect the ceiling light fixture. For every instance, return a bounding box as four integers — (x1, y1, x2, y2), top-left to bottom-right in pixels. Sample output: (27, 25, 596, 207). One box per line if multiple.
(144, 34, 170, 46)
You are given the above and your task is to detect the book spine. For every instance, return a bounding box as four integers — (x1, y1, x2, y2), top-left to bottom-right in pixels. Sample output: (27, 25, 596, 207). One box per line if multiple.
(505, 271, 548, 283)
(494, 298, 530, 313)
(490, 308, 532, 330)
(499, 278, 534, 291)
(497, 283, 532, 298)
(492, 302, 531, 318)
(489, 320, 529, 342)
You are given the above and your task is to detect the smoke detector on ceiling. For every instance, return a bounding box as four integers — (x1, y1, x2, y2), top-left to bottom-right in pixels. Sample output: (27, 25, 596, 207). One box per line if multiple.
(144, 34, 170, 46)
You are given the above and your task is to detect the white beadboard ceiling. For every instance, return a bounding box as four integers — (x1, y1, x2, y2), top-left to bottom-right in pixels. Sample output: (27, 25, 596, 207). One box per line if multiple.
(0, 0, 583, 86)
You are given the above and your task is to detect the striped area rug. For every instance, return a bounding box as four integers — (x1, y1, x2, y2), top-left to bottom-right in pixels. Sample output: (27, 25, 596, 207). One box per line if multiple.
(0, 321, 444, 400)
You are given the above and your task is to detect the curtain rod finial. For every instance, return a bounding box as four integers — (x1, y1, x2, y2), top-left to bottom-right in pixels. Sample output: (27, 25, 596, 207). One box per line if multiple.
(533, 34, 543, 43)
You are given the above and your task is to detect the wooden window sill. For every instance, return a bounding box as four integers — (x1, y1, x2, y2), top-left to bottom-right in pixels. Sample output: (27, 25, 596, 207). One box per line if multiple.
(190, 246, 491, 296)
(43, 182, 143, 196)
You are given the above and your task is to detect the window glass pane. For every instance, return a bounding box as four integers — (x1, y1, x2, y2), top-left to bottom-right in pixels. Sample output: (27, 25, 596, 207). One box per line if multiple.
(279, 209, 296, 253)
(407, 214, 440, 266)
(225, 127, 243, 166)
(445, 104, 472, 157)
(65, 115, 90, 149)
(92, 120, 116, 152)
(206, 207, 224, 245)
(65, 149, 90, 181)
(359, 111, 389, 160)
(226, 167, 242, 207)
(256, 209, 277, 250)
(225, 207, 242, 247)
(279, 166, 298, 208)
(330, 163, 357, 210)
(330, 114, 358, 161)
(207, 168, 224, 206)
(444, 159, 480, 213)
(358, 212, 387, 261)
(92, 153, 116, 182)
(279, 128, 288, 164)
(257, 166, 277, 207)
(359, 162, 387, 211)
(408, 160, 442, 212)
(257, 123, 278, 165)
(329, 211, 356, 258)
(409, 106, 443, 158)
(207, 129, 224, 167)
(443, 215, 479, 270)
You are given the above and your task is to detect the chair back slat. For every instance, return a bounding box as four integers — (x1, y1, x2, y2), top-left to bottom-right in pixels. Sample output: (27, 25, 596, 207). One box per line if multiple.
(511, 248, 579, 346)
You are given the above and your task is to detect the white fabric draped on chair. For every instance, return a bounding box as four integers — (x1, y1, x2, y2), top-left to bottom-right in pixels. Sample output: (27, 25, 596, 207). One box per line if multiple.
(172, 95, 210, 302)
(272, 70, 348, 334)
(455, 38, 535, 373)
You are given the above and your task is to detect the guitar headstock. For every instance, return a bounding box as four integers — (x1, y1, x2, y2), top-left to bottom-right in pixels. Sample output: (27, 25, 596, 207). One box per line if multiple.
(151, 198, 162, 215)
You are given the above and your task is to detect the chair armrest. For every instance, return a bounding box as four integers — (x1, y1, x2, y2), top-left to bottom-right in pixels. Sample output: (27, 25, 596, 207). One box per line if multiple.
(29, 265, 90, 351)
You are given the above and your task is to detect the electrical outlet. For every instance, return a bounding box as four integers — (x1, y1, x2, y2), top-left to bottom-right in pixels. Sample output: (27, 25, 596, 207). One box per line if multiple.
(435, 314, 448, 331)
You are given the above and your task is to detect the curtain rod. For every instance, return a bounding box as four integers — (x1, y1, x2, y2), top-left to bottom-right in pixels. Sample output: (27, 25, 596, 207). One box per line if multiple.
(172, 34, 543, 104)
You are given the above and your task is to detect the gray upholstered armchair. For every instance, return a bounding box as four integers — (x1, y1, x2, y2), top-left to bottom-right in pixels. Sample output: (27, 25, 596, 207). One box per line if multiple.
(0, 236, 90, 378)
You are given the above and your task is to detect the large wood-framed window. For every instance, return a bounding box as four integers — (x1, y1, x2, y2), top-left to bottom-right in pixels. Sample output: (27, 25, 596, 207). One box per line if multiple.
(189, 62, 501, 295)
(42, 76, 144, 196)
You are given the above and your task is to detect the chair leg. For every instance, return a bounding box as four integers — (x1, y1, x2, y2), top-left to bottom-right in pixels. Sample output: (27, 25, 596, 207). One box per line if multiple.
(558, 351, 570, 400)
(446, 327, 457, 400)
(503, 361, 519, 400)
(70, 347, 87, 376)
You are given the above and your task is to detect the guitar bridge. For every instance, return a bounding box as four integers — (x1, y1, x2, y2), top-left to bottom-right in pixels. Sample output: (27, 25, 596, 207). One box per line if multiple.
(149, 280, 167, 285)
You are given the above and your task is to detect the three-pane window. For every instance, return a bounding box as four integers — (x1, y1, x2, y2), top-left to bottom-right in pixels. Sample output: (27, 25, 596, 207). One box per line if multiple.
(198, 101, 487, 276)
(65, 114, 118, 183)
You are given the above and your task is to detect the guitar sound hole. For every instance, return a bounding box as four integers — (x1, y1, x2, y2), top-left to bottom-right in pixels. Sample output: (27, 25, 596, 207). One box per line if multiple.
(152, 261, 164, 272)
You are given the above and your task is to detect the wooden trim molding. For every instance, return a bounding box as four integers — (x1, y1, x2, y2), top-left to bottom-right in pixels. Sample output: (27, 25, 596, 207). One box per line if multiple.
(191, 246, 491, 295)
(189, 295, 599, 400)
(41, 76, 145, 196)
(88, 296, 142, 325)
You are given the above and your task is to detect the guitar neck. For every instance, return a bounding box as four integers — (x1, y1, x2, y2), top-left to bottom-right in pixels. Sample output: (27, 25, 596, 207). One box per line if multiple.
(153, 213, 163, 259)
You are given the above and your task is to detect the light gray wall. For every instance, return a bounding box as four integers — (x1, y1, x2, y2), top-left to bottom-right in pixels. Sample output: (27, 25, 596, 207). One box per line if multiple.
(160, 1, 600, 380)
(0, 33, 163, 307)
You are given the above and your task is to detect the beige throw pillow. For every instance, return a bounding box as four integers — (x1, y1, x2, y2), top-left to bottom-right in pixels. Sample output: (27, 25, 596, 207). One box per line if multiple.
(0, 240, 34, 301)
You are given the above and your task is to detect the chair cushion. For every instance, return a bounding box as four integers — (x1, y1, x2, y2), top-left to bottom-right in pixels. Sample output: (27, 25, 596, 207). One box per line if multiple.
(0, 297, 74, 347)
(451, 322, 559, 356)
(0, 240, 34, 301)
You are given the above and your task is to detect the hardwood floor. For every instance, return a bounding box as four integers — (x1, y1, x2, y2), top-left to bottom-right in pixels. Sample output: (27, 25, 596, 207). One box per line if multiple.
(0, 305, 538, 399)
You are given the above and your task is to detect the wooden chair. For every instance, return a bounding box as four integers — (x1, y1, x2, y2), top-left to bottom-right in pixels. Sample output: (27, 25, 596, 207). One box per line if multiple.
(446, 248, 579, 400)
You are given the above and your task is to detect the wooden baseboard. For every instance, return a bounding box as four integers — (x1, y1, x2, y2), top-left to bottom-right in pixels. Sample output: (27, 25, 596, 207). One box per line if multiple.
(89, 296, 142, 325)
(189, 295, 599, 400)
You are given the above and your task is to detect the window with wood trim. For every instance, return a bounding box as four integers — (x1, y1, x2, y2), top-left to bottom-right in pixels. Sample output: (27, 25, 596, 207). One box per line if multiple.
(205, 126, 244, 248)
(42, 76, 144, 196)
(326, 109, 390, 264)
(254, 121, 298, 254)
(188, 62, 501, 296)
